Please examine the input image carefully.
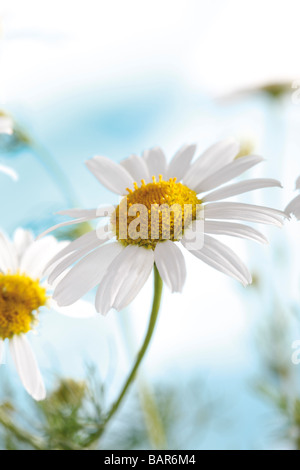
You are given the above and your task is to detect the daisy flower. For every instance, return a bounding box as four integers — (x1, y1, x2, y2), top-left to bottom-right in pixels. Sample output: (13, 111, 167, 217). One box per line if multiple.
(0, 228, 95, 401)
(285, 176, 300, 219)
(42, 140, 285, 316)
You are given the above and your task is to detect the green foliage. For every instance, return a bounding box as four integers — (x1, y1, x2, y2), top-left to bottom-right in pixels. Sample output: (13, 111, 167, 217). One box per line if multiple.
(0, 367, 106, 450)
(255, 301, 300, 449)
(0, 371, 216, 450)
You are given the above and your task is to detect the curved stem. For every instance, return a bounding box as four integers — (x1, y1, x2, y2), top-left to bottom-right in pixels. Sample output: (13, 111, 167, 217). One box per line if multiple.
(84, 264, 163, 447)
(105, 264, 163, 424)
(117, 300, 167, 449)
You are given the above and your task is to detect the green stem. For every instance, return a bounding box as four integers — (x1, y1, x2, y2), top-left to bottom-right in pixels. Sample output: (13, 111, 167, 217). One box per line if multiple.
(117, 301, 167, 449)
(84, 264, 163, 447)
(105, 264, 163, 424)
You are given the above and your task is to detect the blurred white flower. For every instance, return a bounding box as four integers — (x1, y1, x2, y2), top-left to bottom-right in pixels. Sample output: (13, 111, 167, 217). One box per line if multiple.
(0, 229, 96, 401)
(0, 112, 13, 135)
(42, 140, 285, 316)
(285, 176, 300, 219)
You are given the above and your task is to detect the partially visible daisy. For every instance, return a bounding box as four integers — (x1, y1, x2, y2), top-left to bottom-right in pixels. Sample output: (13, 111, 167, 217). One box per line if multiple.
(0, 228, 95, 401)
(42, 140, 286, 315)
(285, 176, 300, 219)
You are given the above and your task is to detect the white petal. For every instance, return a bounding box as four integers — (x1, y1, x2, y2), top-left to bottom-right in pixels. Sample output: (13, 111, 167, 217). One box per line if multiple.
(19, 236, 63, 279)
(86, 155, 134, 195)
(13, 228, 34, 259)
(0, 232, 18, 273)
(194, 155, 264, 193)
(47, 229, 112, 284)
(202, 179, 282, 203)
(9, 335, 46, 401)
(0, 164, 18, 181)
(120, 154, 151, 184)
(47, 248, 95, 285)
(185, 246, 247, 285)
(57, 205, 115, 219)
(204, 221, 268, 244)
(183, 139, 239, 189)
(39, 206, 113, 240)
(53, 242, 123, 306)
(44, 229, 105, 272)
(286, 194, 300, 219)
(49, 298, 96, 318)
(204, 202, 285, 226)
(143, 147, 167, 180)
(37, 216, 88, 239)
(296, 176, 300, 190)
(167, 144, 196, 181)
(95, 245, 154, 315)
(154, 241, 186, 293)
(182, 234, 251, 286)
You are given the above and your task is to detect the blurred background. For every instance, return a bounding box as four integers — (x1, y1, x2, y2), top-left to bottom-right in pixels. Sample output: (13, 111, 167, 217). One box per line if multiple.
(1, 0, 300, 450)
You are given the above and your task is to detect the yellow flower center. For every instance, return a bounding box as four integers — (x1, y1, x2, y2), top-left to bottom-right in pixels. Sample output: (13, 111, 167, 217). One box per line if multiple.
(112, 176, 201, 249)
(0, 273, 47, 340)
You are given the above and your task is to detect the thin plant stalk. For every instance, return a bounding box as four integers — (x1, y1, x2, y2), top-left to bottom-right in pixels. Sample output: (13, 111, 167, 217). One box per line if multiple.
(85, 264, 163, 447)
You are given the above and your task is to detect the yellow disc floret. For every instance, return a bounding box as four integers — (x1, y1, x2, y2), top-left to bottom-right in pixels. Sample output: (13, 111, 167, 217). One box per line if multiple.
(112, 175, 201, 249)
(0, 273, 47, 340)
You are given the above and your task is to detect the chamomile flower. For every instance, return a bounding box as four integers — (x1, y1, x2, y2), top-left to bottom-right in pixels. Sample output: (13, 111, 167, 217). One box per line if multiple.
(285, 176, 300, 219)
(0, 228, 95, 401)
(43, 140, 285, 316)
